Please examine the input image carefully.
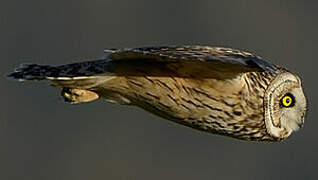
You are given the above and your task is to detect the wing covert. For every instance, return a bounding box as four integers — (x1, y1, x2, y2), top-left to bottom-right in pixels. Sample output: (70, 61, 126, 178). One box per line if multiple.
(103, 46, 279, 79)
(106, 46, 278, 74)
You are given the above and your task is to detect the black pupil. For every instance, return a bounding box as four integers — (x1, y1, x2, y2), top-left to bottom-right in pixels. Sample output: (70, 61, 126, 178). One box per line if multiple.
(281, 93, 295, 108)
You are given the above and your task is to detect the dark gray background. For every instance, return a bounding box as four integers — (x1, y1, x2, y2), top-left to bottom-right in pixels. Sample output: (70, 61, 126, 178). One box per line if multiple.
(0, 0, 317, 179)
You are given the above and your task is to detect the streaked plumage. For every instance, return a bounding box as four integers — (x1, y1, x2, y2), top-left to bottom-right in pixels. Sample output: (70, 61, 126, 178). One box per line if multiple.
(7, 46, 307, 142)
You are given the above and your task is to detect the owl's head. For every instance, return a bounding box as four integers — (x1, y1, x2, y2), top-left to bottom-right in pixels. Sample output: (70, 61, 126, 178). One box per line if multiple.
(264, 71, 307, 140)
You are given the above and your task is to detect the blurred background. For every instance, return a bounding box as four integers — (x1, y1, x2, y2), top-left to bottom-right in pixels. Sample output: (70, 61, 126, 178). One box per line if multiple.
(0, 0, 317, 179)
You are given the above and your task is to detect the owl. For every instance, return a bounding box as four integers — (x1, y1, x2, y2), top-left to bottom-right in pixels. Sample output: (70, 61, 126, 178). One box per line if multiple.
(7, 46, 307, 142)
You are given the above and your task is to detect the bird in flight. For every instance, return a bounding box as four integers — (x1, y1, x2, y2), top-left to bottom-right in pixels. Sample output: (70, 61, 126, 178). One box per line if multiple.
(7, 46, 307, 142)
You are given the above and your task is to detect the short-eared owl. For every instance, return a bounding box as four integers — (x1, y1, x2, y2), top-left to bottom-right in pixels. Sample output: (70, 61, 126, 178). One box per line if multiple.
(7, 46, 307, 142)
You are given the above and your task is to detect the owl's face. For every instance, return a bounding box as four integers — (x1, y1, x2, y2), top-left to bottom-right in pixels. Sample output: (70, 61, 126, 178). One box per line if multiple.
(264, 71, 307, 140)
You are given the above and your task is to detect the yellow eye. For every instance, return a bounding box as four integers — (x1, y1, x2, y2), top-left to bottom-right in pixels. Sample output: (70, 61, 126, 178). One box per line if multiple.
(280, 94, 295, 107)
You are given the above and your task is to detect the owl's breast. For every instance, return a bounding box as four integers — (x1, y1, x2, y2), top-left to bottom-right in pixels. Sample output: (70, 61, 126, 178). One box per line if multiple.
(179, 73, 272, 141)
(120, 72, 279, 141)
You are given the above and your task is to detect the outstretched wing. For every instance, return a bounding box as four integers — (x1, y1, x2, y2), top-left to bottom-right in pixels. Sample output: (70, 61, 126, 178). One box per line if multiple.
(7, 45, 279, 85)
(105, 46, 279, 79)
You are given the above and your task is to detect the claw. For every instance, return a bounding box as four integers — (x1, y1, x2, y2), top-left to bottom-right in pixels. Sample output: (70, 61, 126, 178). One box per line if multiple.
(61, 88, 99, 104)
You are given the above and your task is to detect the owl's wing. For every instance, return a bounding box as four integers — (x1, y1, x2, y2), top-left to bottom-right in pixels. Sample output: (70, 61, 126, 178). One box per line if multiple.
(105, 46, 278, 79)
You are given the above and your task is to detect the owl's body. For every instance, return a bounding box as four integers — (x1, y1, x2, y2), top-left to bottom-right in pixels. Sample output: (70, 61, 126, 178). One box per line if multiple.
(115, 71, 275, 141)
(8, 46, 307, 142)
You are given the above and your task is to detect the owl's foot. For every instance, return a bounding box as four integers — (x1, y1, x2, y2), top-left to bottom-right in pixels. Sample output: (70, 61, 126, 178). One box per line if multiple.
(61, 88, 99, 104)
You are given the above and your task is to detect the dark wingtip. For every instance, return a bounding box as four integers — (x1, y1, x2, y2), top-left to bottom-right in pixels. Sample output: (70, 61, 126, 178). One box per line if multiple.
(5, 64, 25, 81)
(5, 63, 44, 81)
(5, 71, 25, 81)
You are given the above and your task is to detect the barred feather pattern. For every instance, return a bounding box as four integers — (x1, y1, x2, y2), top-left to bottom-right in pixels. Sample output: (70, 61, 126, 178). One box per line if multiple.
(109, 71, 279, 141)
